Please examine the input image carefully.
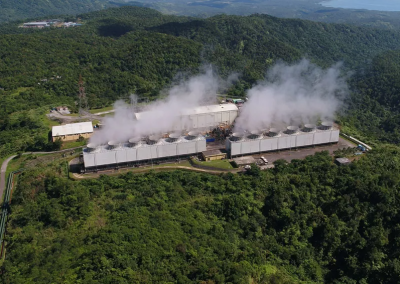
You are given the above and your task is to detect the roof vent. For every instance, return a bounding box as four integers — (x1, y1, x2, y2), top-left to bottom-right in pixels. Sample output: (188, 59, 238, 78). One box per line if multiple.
(286, 126, 299, 135)
(128, 137, 141, 147)
(87, 143, 98, 153)
(147, 135, 161, 145)
(267, 128, 280, 137)
(302, 124, 316, 132)
(230, 132, 245, 141)
(248, 130, 263, 139)
(186, 130, 200, 140)
(108, 140, 120, 150)
(167, 132, 181, 143)
(320, 121, 333, 130)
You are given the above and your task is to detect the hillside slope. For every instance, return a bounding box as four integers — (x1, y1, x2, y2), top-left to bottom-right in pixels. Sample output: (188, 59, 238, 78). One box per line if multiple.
(1, 6, 400, 155)
(0, 0, 110, 23)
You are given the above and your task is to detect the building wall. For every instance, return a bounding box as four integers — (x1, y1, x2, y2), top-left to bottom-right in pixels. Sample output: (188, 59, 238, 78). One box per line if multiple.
(203, 154, 226, 161)
(83, 138, 207, 169)
(53, 132, 92, 142)
(228, 129, 340, 157)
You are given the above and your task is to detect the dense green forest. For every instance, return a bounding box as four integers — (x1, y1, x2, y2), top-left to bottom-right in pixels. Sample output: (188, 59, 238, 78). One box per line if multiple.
(0, 0, 111, 23)
(3, 147, 400, 283)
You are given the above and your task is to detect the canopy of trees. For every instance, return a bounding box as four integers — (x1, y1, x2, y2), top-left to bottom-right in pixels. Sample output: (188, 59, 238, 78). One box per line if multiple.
(3, 148, 400, 283)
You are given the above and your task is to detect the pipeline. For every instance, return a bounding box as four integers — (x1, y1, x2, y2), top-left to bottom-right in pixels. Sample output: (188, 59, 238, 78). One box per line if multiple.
(0, 169, 24, 258)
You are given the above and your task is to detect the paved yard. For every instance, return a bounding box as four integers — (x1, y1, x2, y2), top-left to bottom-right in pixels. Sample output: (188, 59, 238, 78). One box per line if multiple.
(251, 138, 356, 164)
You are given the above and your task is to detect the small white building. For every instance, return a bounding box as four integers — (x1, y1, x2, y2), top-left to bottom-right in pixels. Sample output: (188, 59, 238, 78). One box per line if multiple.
(52, 122, 93, 142)
(22, 22, 50, 28)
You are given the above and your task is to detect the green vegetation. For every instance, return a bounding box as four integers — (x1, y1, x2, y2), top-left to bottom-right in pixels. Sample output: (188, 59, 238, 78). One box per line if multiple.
(3, 148, 400, 283)
(3, 6, 400, 283)
(1, 6, 400, 157)
(191, 158, 235, 170)
(0, 0, 111, 23)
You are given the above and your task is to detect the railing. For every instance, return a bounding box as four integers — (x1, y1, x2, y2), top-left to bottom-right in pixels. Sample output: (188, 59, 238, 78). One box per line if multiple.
(0, 169, 24, 258)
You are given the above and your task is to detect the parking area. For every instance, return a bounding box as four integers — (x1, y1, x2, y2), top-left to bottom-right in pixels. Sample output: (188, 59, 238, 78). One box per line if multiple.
(250, 137, 356, 164)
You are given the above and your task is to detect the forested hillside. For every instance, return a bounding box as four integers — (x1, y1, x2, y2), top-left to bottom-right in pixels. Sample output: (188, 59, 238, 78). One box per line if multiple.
(4, 147, 400, 283)
(0, 0, 110, 23)
(1, 6, 400, 154)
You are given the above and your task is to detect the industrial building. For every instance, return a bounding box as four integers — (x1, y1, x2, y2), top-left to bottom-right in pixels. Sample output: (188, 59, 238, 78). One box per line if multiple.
(226, 122, 340, 157)
(52, 122, 93, 142)
(82, 132, 206, 172)
(22, 22, 50, 28)
(134, 104, 238, 131)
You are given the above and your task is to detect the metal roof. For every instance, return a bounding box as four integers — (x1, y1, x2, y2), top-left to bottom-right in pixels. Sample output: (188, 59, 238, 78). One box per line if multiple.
(181, 104, 238, 116)
(202, 149, 224, 156)
(135, 104, 238, 120)
(24, 22, 49, 25)
(52, 122, 93, 137)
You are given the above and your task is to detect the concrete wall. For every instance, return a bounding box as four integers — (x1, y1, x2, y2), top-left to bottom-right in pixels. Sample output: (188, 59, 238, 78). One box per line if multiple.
(53, 132, 92, 142)
(228, 129, 340, 157)
(83, 137, 206, 169)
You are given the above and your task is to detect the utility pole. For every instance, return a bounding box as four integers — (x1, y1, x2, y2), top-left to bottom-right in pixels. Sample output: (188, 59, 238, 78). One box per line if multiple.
(78, 75, 88, 115)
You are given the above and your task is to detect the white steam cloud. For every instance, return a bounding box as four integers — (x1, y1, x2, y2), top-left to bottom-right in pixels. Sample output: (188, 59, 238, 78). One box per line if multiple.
(234, 59, 348, 132)
(90, 68, 230, 145)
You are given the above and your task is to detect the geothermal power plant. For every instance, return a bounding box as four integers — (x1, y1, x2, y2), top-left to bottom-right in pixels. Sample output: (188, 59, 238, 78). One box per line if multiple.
(82, 103, 340, 172)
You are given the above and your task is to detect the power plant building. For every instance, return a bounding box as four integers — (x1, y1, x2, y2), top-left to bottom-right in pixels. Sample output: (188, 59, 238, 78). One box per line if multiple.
(82, 132, 206, 171)
(134, 104, 238, 131)
(226, 123, 340, 157)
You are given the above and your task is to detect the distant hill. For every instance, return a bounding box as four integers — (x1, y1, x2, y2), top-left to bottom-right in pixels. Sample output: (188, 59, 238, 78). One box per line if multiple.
(0, 0, 111, 23)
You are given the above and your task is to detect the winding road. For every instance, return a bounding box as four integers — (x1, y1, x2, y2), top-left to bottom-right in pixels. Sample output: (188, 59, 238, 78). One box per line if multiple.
(0, 146, 85, 201)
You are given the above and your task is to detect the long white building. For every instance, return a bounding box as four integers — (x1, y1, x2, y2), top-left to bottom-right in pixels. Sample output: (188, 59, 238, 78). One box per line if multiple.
(83, 133, 206, 171)
(134, 104, 238, 131)
(226, 123, 340, 157)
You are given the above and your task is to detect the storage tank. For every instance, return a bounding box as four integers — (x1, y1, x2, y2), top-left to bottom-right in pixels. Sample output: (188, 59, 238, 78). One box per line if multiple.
(286, 126, 299, 135)
(302, 124, 316, 132)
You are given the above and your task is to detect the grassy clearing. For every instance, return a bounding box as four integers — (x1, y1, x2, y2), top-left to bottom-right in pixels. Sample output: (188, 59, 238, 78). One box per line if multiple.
(89, 106, 114, 114)
(192, 158, 234, 169)
(61, 140, 87, 150)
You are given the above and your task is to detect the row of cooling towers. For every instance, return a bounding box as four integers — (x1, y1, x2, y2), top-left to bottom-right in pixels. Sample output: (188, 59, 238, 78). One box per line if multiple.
(86, 131, 203, 153)
(230, 122, 334, 141)
(82, 122, 339, 170)
(226, 121, 339, 157)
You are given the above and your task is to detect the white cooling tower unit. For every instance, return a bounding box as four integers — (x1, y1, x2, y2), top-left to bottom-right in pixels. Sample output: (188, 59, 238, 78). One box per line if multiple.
(227, 123, 340, 157)
(83, 135, 206, 170)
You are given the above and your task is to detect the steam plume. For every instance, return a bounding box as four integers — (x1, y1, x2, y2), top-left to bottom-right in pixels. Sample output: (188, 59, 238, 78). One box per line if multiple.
(90, 68, 225, 144)
(234, 59, 348, 132)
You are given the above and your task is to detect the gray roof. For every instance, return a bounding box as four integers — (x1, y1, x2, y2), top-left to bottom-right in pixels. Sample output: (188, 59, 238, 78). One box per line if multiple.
(336, 157, 350, 164)
(233, 156, 256, 165)
(202, 149, 224, 156)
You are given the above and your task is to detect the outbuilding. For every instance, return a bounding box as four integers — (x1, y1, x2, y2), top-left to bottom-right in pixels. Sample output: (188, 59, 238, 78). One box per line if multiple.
(52, 122, 93, 142)
(202, 149, 226, 161)
(233, 156, 256, 167)
(335, 157, 351, 166)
